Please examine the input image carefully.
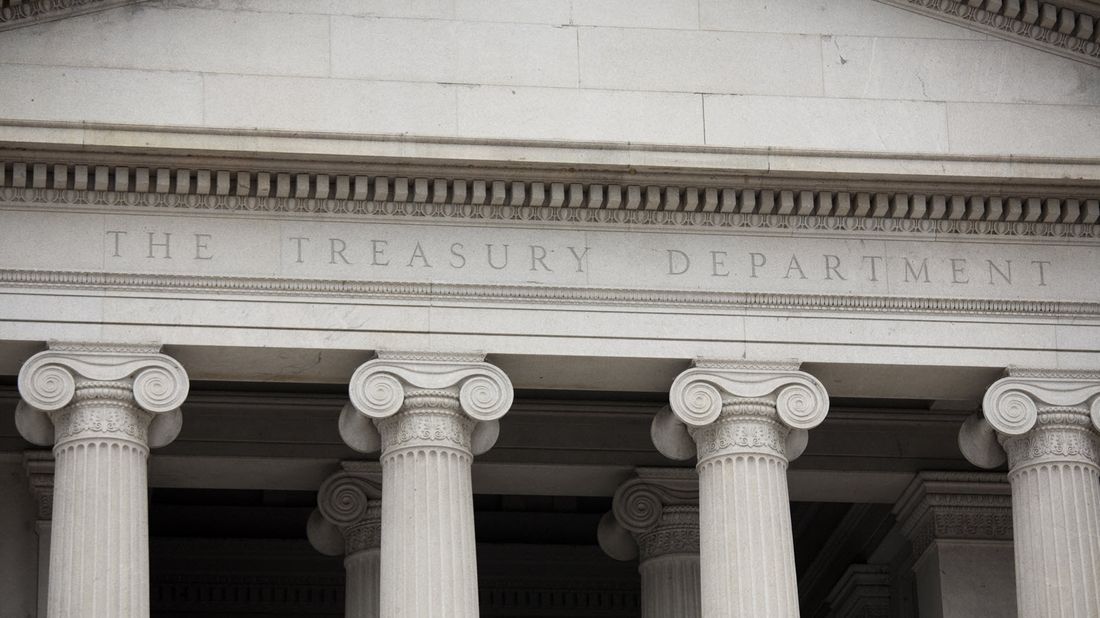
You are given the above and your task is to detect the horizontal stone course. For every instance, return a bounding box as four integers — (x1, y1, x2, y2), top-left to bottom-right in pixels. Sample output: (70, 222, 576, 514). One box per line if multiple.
(578, 28, 823, 96)
(330, 17, 579, 88)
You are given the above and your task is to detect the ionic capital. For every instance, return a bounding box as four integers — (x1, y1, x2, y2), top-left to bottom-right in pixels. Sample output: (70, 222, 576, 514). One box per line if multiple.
(350, 351, 513, 421)
(308, 463, 383, 558)
(960, 368, 1100, 470)
(598, 469, 699, 563)
(341, 351, 514, 456)
(654, 360, 828, 462)
(16, 342, 189, 449)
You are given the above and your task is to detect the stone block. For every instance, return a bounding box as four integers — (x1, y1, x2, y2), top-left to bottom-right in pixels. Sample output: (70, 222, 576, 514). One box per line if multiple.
(331, 17, 578, 87)
(455, 0, 571, 25)
(0, 64, 203, 126)
(456, 85, 704, 144)
(824, 36, 1100, 105)
(571, 0, 699, 29)
(703, 94, 949, 153)
(580, 28, 822, 96)
(203, 75, 457, 135)
(946, 102, 1100, 157)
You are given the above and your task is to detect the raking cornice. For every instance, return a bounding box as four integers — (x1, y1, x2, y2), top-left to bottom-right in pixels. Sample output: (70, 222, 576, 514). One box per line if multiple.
(0, 0, 145, 32)
(876, 0, 1100, 67)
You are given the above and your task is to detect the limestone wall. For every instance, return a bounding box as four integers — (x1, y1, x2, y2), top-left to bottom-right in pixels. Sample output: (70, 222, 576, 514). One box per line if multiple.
(0, 0, 1097, 158)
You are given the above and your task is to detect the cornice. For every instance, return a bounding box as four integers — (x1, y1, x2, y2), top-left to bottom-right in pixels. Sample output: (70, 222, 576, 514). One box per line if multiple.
(2, 160, 1097, 240)
(876, 0, 1100, 67)
(893, 471, 1013, 559)
(0, 0, 143, 32)
(5, 121, 1100, 183)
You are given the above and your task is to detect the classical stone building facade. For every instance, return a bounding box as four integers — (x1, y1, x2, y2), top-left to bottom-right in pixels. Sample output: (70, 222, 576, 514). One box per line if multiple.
(1, 1, 1099, 617)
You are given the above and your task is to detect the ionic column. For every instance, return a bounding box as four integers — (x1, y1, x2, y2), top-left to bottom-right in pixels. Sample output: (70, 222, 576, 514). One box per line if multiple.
(307, 462, 383, 618)
(339, 352, 513, 618)
(893, 472, 1016, 618)
(15, 342, 189, 618)
(598, 469, 701, 618)
(652, 360, 829, 618)
(959, 369, 1100, 618)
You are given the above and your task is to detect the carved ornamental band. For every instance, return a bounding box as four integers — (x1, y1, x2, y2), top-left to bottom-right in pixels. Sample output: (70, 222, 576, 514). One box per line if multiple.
(16, 342, 189, 449)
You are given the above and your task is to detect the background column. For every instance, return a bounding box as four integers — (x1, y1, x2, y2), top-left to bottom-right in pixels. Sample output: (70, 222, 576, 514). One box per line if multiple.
(652, 359, 829, 618)
(16, 342, 189, 618)
(307, 462, 383, 618)
(959, 369, 1100, 618)
(24, 451, 54, 618)
(339, 351, 513, 618)
(598, 468, 701, 618)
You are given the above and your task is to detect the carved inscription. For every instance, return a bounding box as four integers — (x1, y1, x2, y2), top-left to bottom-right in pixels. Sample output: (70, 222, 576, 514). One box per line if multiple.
(1, 209, 1091, 301)
(100, 228, 1058, 291)
(665, 249, 1050, 287)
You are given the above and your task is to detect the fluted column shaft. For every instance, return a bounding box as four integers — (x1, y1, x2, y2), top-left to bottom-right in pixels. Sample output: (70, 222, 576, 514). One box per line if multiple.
(641, 554, 700, 616)
(340, 352, 514, 618)
(637, 512, 702, 618)
(656, 361, 830, 618)
(378, 392, 478, 618)
(962, 371, 1100, 618)
(345, 545, 381, 618)
(49, 380, 152, 618)
(1002, 408, 1100, 617)
(694, 398, 799, 618)
(16, 344, 188, 618)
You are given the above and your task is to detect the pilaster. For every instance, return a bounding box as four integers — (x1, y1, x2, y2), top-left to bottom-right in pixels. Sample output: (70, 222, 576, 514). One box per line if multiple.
(16, 342, 189, 618)
(598, 468, 700, 618)
(960, 368, 1100, 618)
(307, 462, 383, 618)
(893, 472, 1016, 618)
(340, 351, 513, 618)
(652, 359, 829, 618)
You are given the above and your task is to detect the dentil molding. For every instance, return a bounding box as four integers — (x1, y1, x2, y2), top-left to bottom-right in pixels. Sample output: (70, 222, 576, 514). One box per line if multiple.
(1, 160, 1098, 240)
